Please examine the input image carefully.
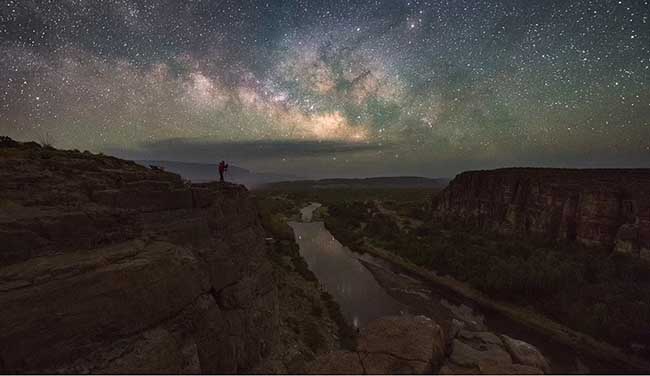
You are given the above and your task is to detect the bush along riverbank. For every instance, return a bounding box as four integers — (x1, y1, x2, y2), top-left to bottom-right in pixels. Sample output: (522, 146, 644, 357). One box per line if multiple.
(324, 199, 650, 372)
(252, 194, 357, 373)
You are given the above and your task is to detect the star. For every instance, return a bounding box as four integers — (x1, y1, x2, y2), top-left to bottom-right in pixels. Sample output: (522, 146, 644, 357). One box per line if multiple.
(0, 0, 647, 177)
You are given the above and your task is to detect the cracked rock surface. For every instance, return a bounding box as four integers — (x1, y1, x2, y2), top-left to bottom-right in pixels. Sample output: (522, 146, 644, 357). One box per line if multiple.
(307, 315, 446, 374)
(307, 313, 550, 375)
(432, 168, 650, 258)
(0, 140, 279, 373)
(440, 320, 547, 375)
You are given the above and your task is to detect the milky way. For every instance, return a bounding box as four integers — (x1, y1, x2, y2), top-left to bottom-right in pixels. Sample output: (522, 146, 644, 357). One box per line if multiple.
(1, 0, 648, 177)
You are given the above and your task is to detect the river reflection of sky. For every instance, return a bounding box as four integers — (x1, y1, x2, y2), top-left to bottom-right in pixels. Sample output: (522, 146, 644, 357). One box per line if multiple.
(299, 203, 322, 222)
(289, 221, 405, 328)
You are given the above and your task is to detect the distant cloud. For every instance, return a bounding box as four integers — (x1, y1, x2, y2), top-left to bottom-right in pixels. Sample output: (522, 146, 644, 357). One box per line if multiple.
(106, 138, 391, 163)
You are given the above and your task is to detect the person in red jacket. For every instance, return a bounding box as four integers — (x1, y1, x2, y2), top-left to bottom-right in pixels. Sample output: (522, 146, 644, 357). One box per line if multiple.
(218, 160, 228, 182)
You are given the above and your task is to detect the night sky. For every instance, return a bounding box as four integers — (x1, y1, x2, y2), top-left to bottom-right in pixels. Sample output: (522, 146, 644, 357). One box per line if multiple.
(1, 0, 648, 177)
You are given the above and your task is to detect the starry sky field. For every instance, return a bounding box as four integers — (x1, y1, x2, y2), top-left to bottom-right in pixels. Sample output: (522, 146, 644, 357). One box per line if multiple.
(1, 0, 648, 177)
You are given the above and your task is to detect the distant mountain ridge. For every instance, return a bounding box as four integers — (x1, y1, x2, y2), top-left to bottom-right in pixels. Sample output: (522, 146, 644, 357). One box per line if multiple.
(258, 176, 450, 190)
(136, 160, 300, 188)
(135, 160, 449, 190)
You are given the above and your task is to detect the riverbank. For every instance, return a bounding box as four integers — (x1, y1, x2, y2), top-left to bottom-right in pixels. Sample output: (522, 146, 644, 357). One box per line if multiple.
(255, 191, 650, 372)
(322, 197, 650, 372)
(253, 197, 357, 373)
(290, 203, 555, 374)
(341, 235, 650, 373)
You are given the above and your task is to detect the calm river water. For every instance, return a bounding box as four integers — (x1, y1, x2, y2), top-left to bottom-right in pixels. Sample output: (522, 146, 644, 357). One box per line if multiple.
(289, 220, 406, 328)
(289, 203, 629, 373)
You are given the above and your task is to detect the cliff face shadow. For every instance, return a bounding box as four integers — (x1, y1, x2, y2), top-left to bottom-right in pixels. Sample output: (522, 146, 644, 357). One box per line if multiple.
(0, 138, 277, 373)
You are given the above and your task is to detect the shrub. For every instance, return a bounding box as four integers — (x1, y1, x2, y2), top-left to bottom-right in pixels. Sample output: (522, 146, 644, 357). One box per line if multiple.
(293, 254, 317, 282)
(37, 132, 55, 148)
(321, 291, 357, 350)
(324, 199, 650, 350)
(303, 321, 326, 352)
(310, 300, 323, 317)
(366, 213, 400, 242)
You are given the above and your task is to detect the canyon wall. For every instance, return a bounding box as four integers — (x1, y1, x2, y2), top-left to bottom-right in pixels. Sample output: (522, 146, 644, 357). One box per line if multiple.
(432, 168, 650, 259)
(0, 137, 279, 373)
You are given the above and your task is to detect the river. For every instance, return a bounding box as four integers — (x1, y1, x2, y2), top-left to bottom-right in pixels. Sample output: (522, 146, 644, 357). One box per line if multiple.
(289, 203, 626, 374)
(289, 220, 407, 329)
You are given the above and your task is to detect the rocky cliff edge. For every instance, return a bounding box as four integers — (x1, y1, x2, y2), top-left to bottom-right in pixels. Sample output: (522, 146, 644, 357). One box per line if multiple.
(0, 137, 278, 373)
(433, 168, 650, 259)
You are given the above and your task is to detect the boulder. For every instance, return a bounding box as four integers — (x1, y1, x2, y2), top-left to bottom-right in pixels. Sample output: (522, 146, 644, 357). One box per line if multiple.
(441, 300, 486, 331)
(440, 358, 541, 375)
(305, 350, 364, 374)
(439, 362, 477, 374)
(501, 335, 551, 373)
(361, 352, 429, 374)
(478, 359, 543, 374)
(357, 315, 446, 374)
(458, 330, 503, 345)
(449, 339, 512, 368)
(307, 315, 447, 375)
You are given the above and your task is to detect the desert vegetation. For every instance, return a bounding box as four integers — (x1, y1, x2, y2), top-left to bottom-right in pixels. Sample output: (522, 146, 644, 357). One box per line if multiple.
(255, 183, 650, 360)
(323, 199, 650, 356)
(255, 187, 435, 207)
(254, 194, 357, 353)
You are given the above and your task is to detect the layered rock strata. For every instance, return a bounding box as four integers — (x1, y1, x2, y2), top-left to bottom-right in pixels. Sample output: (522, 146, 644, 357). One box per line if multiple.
(306, 315, 549, 375)
(433, 168, 650, 258)
(0, 139, 278, 373)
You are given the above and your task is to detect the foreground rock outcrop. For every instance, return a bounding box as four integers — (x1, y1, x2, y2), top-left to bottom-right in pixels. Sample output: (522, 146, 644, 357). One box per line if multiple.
(441, 327, 548, 374)
(433, 168, 650, 259)
(0, 138, 279, 373)
(306, 315, 549, 374)
(307, 315, 446, 374)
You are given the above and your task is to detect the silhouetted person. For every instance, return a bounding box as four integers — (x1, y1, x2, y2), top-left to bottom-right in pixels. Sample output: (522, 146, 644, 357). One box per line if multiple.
(218, 160, 228, 182)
